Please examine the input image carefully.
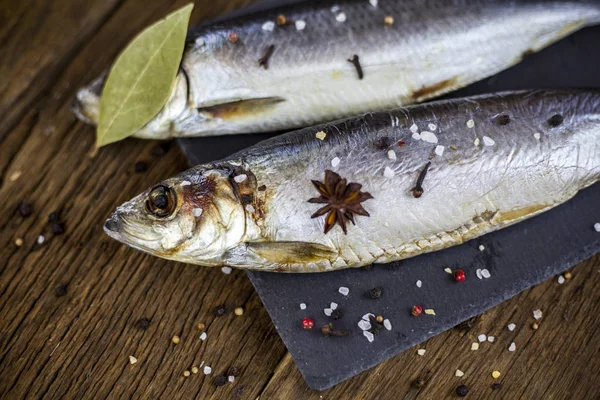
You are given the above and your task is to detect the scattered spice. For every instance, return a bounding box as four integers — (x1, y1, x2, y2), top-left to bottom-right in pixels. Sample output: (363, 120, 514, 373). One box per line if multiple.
(129, 355, 138, 365)
(412, 377, 426, 389)
(134, 161, 148, 173)
(321, 323, 350, 337)
(347, 55, 363, 80)
(302, 317, 315, 330)
(532, 322, 539, 330)
(564, 271, 573, 280)
(331, 309, 343, 320)
(368, 287, 382, 299)
(55, 284, 68, 297)
(136, 318, 150, 330)
(450, 145, 458, 150)
(533, 309, 543, 320)
(258, 185, 267, 191)
(508, 342, 516, 352)
(18, 202, 33, 218)
(397, 141, 406, 147)
(384, 15, 394, 25)
(228, 32, 239, 43)
(183, 370, 191, 377)
(455, 369, 465, 377)
(228, 366, 241, 377)
(51, 222, 65, 235)
(411, 305, 423, 316)
(417, 348, 426, 356)
(258, 44, 275, 69)
(471, 342, 479, 351)
(203, 365, 212, 375)
(192, 367, 199, 374)
(491, 383, 502, 391)
(197, 323, 206, 331)
(315, 131, 327, 140)
(456, 385, 469, 397)
(213, 305, 228, 317)
(10, 171, 21, 182)
(492, 370, 501, 379)
(374, 136, 391, 149)
(234, 307, 244, 316)
(424, 309, 436, 316)
(48, 212, 59, 223)
(15, 238, 23, 247)
(376, 315, 384, 324)
(214, 375, 227, 386)
(276, 14, 288, 26)
(172, 335, 180, 345)
(411, 162, 431, 198)
(454, 269, 466, 282)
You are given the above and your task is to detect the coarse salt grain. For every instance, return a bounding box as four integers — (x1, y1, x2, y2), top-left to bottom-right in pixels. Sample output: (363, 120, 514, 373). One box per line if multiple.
(478, 334, 487, 342)
(434, 145, 444, 156)
(295, 20, 306, 30)
(481, 269, 491, 279)
(180, 180, 191, 186)
(455, 369, 465, 377)
(369, 0, 378, 7)
(487, 336, 495, 343)
(129, 356, 138, 365)
(336, 12, 346, 22)
(245, 204, 255, 213)
(10, 171, 21, 181)
(416, 280, 422, 288)
(534, 132, 541, 140)
(331, 157, 341, 167)
(315, 131, 326, 140)
(476, 269, 483, 279)
(384, 166, 395, 178)
(262, 21, 275, 31)
(300, 303, 307, 310)
(234, 174, 247, 183)
(467, 119, 475, 128)
(420, 131, 438, 143)
(594, 222, 600, 232)
(330, 302, 338, 310)
(228, 375, 235, 382)
(444, 267, 452, 274)
(410, 123, 419, 133)
(192, 208, 203, 217)
(221, 267, 232, 274)
(471, 342, 479, 351)
(417, 349, 426, 356)
(331, 5, 340, 12)
(203, 366, 212, 375)
(383, 319, 392, 330)
(37, 235, 45, 245)
(507, 323, 516, 331)
(483, 136, 495, 146)
(358, 320, 371, 331)
(479, 245, 485, 251)
(474, 137, 480, 146)
(362, 313, 375, 321)
(558, 275, 565, 284)
(533, 309, 543, 320)
(388, 150, 397, 160)
(428, 123, 437, 131)
(363, 330, 375, 342)
(200, 332, 207, 341)
(324, 308, 333, 316)
(424, 309, 436, 316)
(195, 37, 205, 47)
(338, 287, 349, 296)
(192, 367, 199, 374)
(412, 132, 421, 140)
(508, 342, 516, 352)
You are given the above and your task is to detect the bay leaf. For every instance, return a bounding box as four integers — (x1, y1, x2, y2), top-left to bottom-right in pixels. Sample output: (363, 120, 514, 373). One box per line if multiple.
(96, 3, 194, 147)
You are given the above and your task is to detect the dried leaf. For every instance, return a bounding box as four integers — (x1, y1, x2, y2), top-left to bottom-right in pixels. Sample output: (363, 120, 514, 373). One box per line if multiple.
(96, 3, 194, 147)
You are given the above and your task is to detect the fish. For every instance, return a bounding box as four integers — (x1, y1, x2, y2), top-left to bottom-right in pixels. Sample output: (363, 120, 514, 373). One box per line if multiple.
(73, 0, 600, 139)
(103, 89, 600, 272)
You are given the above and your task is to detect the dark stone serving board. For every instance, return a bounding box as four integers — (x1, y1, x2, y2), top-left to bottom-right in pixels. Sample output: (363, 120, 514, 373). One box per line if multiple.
(179, 3, 600, 390)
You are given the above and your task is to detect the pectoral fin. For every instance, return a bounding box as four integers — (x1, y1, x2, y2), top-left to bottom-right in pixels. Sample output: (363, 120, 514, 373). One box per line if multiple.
(198, 97, 285, 121)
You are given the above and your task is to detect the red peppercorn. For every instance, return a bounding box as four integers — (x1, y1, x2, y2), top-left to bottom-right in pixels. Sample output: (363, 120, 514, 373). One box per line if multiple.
(302, 317, 315, 330)
(454, 269, 466, 282)
(411, 305, 423, 316)
(228, 32, 239, 43)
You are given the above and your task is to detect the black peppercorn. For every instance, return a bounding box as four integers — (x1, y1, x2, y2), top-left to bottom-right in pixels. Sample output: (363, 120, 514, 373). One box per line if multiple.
(213, 305, 227, 317)
(228, 366, 241, 377)
(331, 309, 342, 320)
(152, 142, 171, 157)
(491, 383, 502, 391)
(367, 287, 382, 299)
(48, 212, 59, 223)
(51, 222, 65, 235)
(136, 318, 150, 330)
(19, 202, 33, 218)
(55, 284, 68, 297)
(411, 377, 426, 389)
(214, 375, 227, 386)
(456, 385, 469, 397)
(134, 161, 148, 173)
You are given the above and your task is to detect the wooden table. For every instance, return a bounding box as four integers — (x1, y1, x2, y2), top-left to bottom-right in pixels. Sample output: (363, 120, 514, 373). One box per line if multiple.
(1, 1, 599, 398)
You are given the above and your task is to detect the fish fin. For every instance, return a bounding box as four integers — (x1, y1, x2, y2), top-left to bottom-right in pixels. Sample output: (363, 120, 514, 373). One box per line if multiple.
(198, 97, 285, 121)
(222, 241, 337, 271)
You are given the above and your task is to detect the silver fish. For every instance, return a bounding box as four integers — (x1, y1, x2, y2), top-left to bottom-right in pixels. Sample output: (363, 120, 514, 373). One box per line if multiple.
(104, 90, 600, 272)
(73, 0, 600, 139)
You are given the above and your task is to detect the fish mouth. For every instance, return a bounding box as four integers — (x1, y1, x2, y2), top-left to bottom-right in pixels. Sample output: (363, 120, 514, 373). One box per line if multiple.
(103, 213, 163, 254)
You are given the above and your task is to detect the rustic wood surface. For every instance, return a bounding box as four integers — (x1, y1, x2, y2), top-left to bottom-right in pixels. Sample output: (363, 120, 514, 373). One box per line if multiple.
(0, 1, 599, 399)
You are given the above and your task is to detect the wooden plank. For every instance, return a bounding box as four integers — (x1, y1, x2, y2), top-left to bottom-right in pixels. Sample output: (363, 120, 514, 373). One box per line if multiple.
(0, 1, 599, 399)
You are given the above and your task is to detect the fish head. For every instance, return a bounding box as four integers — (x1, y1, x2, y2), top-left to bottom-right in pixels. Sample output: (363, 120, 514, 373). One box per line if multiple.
(72, 70, 192, 139)
(103, 167, 248, 266)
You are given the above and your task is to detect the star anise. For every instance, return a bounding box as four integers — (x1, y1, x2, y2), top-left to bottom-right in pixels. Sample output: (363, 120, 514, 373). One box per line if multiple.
(308, 170, 373, 234)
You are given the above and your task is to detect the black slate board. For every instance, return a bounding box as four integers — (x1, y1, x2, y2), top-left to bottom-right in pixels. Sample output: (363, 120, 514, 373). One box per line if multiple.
(179, 5, 600, 390)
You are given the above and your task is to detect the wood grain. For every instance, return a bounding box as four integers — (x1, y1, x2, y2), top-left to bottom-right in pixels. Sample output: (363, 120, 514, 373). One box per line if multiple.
(0, 1, 598, 399)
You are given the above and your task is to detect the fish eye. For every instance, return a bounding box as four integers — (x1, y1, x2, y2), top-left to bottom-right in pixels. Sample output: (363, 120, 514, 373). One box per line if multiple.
(146, 185, 176, 218)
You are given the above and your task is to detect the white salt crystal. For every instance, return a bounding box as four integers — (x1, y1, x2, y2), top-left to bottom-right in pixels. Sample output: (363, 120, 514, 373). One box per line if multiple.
(428, 123, 437, 131)
(324, 308, 333, 316)
(412, 132, 421, 140)
(479, 245, 485, 251)
(410, 123, 419, 133)
(594, 222, 600, 232)
(507, 323, 516, 331)
(262, 21, 275, 31)
(330, 302, 338, 310)
(363, 330, 375, 342)
(487, 336, 495, 343)
(331, 157, 340, 167)
(417, 349, 426, 356)
(434, 145, 444, 156)
(228, 375, 235, 382)
(221, 266, 232, 274)
(478, 334, 487, 342)
(203, 366, 212, 375)
(295, 20, 306, 30)
(444, 267, 452, 274)
(455, 369, 465, 377)
(481, 269, 491, 279)
(195, 37, 205, 47)
(369, 0, 378, 7)
(331, 5, 340, 12)
(245, 204, 255, 213)
(383, 319, 392, 330)
(558, 275, 565, 284)
(358, 320, 371, 331)
(388, 150, 397, 160)
(476, 269, 483, 279)
(338, 287, 350, 296)
(467, 119, 475, 128)
(420, 131, 438, 143)
(533, 309, 543, 320)
(362, 313, 375, 321)
(483, 136, 495, 146)
(192, 208, 203, 217)
(37, 235, 45, 245)
(474, 137, 480, 146)
(300, 303, 307, 310)
(384, 166, 395, 178)
(416, 280, 422, 288)
(315, 130, 326, 140)
(508, 342, 516, 352)
(233, 174, 247, 183)
(336, 12, 347, 22)
(471, 342, 479, 351)
(200, 332, 207, 341)
(180, 180, 191, 186)
(534, 132, 541, 140)
(129, 355, 138, 365)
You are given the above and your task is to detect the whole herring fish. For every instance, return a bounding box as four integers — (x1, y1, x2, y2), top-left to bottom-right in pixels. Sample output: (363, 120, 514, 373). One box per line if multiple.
(73, 0, 600, 139)
(104, 90, 600, 272)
